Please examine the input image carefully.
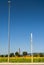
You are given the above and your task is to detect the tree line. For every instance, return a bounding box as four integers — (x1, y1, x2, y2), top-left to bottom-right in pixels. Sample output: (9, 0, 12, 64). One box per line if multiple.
(0, 51, 44, 57)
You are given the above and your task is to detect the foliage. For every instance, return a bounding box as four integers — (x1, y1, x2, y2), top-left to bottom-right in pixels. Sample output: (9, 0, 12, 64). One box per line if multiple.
(23, 51, 28, 56)
(10, 53, 14, 57)
(0, 55, 4, 57)
(15, 52, 20, 56)
(5, 54, 8, 57)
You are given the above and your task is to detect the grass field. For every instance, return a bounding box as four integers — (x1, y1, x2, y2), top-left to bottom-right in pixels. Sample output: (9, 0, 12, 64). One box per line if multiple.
(0, 57, 44, 62)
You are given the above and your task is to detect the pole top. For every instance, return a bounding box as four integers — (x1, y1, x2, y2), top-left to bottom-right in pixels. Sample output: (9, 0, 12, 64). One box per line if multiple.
(31, 33, 32, 38)
(8, 0, 11, 3)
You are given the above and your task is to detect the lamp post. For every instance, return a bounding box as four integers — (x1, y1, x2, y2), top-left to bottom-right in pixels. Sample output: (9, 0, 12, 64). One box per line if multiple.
(8, 0, 11, 62)
(31, 33, 33, 63)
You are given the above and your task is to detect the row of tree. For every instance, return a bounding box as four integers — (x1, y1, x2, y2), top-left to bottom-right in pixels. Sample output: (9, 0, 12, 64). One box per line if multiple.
(0, 51, 44, 57)
(0, 51, 28, 57)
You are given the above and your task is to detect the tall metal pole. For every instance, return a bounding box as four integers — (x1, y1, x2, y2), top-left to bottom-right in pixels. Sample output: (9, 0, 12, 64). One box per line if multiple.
(31, 33, 33, 63)
(8, 0, 11, 62)
(19, 48, 20, 55)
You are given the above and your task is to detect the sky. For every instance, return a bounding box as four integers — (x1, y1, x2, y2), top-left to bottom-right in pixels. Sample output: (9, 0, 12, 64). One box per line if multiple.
(0, 0, 44, 54)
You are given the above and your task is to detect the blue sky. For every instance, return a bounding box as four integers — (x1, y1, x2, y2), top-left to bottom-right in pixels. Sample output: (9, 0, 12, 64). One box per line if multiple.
(0, 0, 44, 54)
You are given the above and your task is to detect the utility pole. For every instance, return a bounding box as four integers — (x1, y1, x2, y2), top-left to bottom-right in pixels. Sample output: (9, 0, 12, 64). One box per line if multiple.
(30, 33, 33, 63)
(8, 0, 11, 62)
(19, 48, 20, 55)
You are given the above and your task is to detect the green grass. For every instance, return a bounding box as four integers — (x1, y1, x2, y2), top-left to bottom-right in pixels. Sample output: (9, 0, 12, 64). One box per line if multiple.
(0, 57, 44, 63)
(9, 58, 31, 63)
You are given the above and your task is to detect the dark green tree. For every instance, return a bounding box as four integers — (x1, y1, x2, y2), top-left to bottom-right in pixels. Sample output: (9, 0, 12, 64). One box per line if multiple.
(0, 55, 4, 57)
(10, 53, 14, 57)
(39, 53, 43, 57)
(15, 52, 20, 56)
(23, 51, 28, 56)
(5, 54, 8, 57)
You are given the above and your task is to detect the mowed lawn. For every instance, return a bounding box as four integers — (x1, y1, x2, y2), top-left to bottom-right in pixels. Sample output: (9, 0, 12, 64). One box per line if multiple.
(0, 57, 44, 62)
